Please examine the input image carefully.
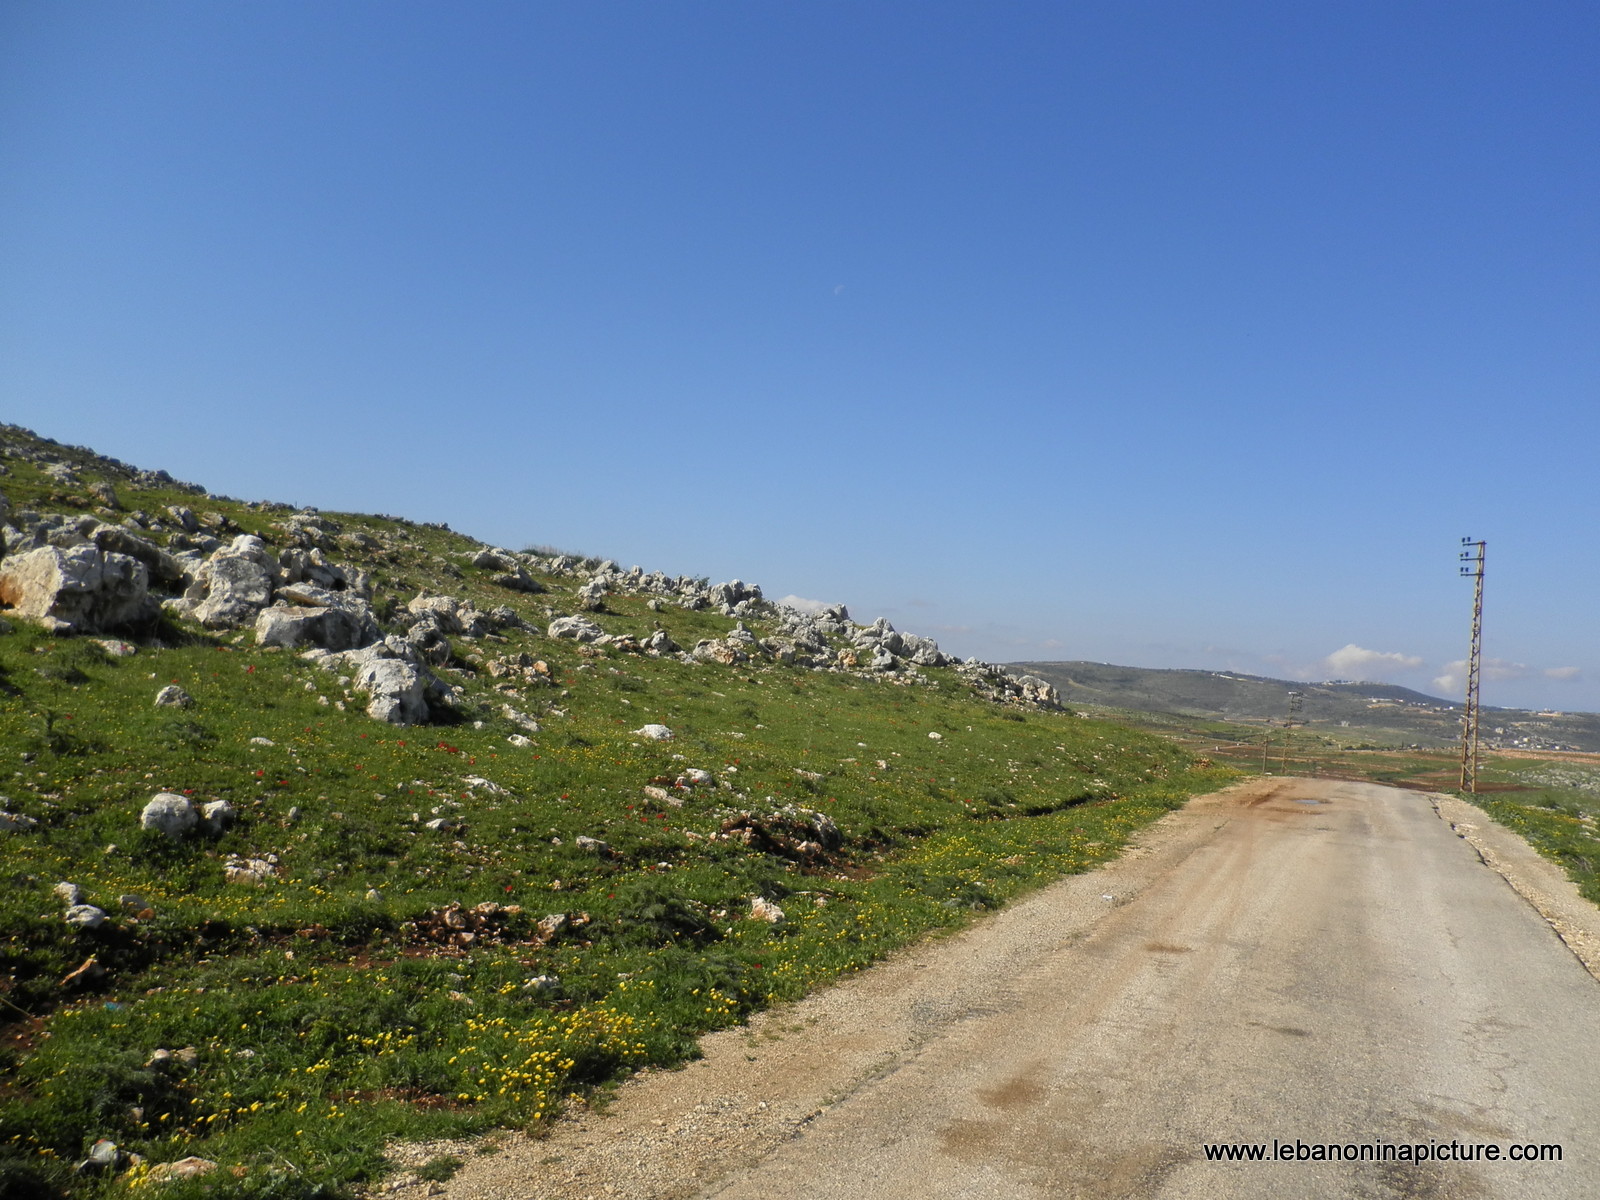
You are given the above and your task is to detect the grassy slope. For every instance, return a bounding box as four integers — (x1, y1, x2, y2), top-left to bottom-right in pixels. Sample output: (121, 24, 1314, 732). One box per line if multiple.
(0, 431, 1234, 1199)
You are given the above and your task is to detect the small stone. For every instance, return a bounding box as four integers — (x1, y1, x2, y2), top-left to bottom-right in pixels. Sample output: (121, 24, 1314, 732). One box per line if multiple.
(365, 888, 384, 902)
(634, 724, 674, 740)
(145, 1157, 217, 1183)
(501, 704, 540, 733)
(223, 857, 278, 885)
(76, 1138, 119, 1174)
(94, 638, 137, 657)
(928, 731, 943, 740)
(0, 811, 39, 832)
(200, 800, 234, 832)
(54, 881, 84, 906)
(507, 733, 532, 748)
(153, 685, 193, 708)
(575, 835, 611, 855)
(749, 897, 785, 924)
(64, 904, 107, 929)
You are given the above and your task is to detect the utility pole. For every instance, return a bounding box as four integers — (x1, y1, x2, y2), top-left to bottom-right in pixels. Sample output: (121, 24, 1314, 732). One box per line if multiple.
(1458, 538, 1486, 793)
(1283, 691, 1302, 774)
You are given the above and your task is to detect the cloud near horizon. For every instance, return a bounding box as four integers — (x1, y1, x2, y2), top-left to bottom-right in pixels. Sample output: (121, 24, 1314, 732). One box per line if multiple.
(774, 594, 832, 614)
(1434, 659, 1583, 695)
(1322, 644, 1424, 678)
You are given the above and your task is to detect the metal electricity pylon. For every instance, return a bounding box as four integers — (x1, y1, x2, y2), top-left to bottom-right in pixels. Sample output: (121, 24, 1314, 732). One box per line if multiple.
(1458, 538, 1487, 792)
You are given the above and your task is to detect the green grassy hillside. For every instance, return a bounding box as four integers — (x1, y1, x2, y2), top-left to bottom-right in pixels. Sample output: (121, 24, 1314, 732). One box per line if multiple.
(0, 427, 1233, 1200)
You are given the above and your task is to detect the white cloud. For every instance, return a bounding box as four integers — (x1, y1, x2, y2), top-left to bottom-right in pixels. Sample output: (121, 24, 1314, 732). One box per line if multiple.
(1544, 666, 1582, 681)
(1322, 644, 1424, 678)
(775, 595, 832, 615)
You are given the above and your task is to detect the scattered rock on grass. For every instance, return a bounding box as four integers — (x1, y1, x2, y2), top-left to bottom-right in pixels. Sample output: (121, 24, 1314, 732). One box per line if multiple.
(140, 794, 197, 836)
(223, 857, 278, 885)
(634, 724, 673, 740)
(145, 1157, 217, 1183)
(548, 615, 604, 642)
(200, 800, 234, 832)
(749, 897, 785, 924)
(153, 685, 192, 708)
(76, 1138, 120, 1174)
(64, 904, 107, 929)
(500, 705, 540, 733)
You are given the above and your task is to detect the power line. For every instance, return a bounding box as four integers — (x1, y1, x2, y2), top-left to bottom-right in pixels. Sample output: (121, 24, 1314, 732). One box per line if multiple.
(1458, 538, 1486, 793)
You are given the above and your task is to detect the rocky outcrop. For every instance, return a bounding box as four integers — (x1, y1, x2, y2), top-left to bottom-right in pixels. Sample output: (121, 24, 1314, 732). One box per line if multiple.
(471, 547, 544, 593)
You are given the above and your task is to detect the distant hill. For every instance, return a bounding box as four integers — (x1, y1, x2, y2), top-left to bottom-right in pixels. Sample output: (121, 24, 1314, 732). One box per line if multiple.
(1008, 660, 1600, 753)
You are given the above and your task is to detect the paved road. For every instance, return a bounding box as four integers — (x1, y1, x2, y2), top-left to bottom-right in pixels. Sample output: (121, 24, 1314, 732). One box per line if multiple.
(699, 779, 1600, 1199)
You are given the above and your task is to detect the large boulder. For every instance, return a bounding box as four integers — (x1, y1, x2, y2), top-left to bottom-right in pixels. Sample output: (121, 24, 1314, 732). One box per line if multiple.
(277, 547, 365, 594)
(0, 544, 155, 633)
(406, 594, 472, 634)
(140, 793, 198, 837)
(88, 524, 188, 588)
(254, 584, 379, 652)
(177, 536, 276, 629)
(353, 657, 430, 724)
(548, 615, 604, 642)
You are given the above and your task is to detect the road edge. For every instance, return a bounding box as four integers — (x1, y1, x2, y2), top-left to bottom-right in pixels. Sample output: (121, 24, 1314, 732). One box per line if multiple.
(1429, 791, 1600, 983)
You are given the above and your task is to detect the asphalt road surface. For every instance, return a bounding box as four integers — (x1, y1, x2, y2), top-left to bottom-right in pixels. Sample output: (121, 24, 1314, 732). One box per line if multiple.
(440, 779, 1600, 1200)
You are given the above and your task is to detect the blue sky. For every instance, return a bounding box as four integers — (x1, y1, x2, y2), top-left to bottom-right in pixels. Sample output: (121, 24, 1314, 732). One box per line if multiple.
(3, 2, 1596, 710)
